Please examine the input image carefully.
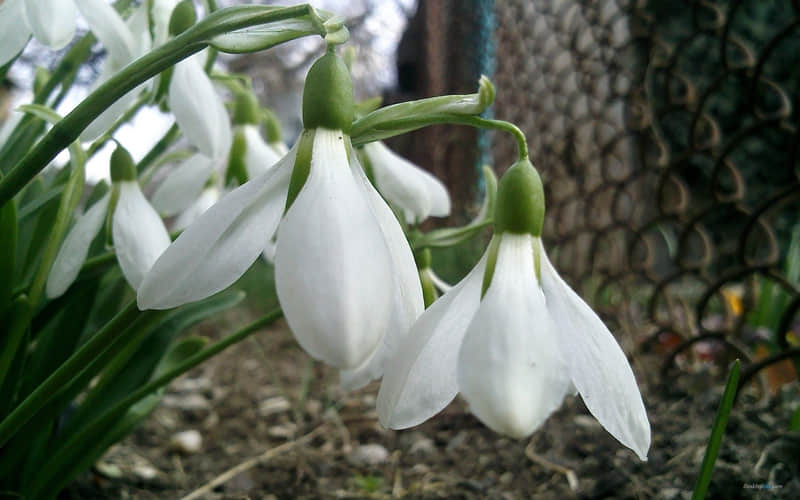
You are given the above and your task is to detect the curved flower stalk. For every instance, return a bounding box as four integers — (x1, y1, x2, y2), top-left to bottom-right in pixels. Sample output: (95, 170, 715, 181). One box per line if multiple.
(0, 0, 77, 66)
(415, 247, 452, 308)
(47, 146, 171, 297)
(361, 141, 450, 224)
(377, 159, 651, 461)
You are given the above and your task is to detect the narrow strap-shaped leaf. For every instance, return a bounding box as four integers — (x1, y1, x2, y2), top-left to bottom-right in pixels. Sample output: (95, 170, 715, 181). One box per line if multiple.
(34, 311, 280, 497)
(0, 199, 17, 313)
(0, 301, 140, 447)
(0, 295, 32, 394)
(692, 360, 740, 500)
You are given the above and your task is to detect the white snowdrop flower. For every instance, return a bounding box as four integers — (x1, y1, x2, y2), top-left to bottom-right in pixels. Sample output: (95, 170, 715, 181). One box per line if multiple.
(377, 159, 650, 461)
(168, 53, 232, 160)
(77, 0, 147, 141)
(0, 0, 77, 66)
(138, 51, 423, 390)
(151, 153, 219, 218)
(46, 190, 111, 299)
(47, 145, 170, 297)
(361, 140, 450, 224)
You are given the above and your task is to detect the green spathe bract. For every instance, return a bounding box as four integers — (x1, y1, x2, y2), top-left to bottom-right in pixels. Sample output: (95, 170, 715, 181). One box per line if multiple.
(110, 145, 137, 183)
(302, 49, 354, 133)
(169, 0, 198, 36)
(494, 159, 545, 236)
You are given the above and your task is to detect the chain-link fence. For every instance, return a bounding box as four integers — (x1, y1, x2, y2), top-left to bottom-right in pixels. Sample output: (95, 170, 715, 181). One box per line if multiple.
(489, 0, 800, 391)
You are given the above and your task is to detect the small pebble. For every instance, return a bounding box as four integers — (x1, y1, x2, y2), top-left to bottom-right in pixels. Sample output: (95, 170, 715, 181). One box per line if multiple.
(409, 437, 436, 456)
(268, 422, 297, 439)
(162, 393, 210, 412)
(170, 429, 203, 454)
(258, 396, 291, 416)
(349, 444, 389, 466)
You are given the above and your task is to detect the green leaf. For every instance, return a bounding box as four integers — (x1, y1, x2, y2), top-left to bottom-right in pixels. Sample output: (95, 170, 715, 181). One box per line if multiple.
(60, 290, 244, 436)
(0, 296, 32, 398)
(692, 359, 740, 500)
(0, 199, 17, 313)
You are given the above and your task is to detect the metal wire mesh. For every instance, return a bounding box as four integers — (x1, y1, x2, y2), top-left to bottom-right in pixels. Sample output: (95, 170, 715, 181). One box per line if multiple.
(492, 0, 800, 388)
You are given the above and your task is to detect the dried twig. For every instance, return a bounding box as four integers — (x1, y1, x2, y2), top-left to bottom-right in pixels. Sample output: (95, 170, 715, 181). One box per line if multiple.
(179, 425, 326, 500)
(524, 442, 579, 492)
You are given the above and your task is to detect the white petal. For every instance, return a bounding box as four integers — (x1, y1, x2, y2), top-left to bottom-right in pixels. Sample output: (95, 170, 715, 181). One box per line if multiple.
(458, 233, 572, 439)
(242, 124, 282, 179)
(113, 181, 171, 291)
(169, 56, 232, 159)
(363, 141, 451, 223)
(0, 0, 31, 67)
(80, 67, 143, 141)
(151, 153, 217, 217)
(24, 0, 75, 49)
(126, 2, 151, 57)
(138, 146, 296, 310)
(46, 193, 111, 299)
(151, 0, 179, 47)
(339, 157, 424, 390)
(540, 239, 651, 460)
(172, 186, 220, 231)
(275, 129, 392, 369)
(376, 251, 487, 429)
(74, 0, 137, 64)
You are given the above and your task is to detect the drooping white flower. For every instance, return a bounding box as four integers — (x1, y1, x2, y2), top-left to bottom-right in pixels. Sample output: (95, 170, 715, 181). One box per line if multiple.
(275, 128, 423, 389)
(168, 53, 232, 160)
(46, 191, 111, 299)
(377, 160, 650, 460)
(0, 0, 76, 66)
(77, 0, 147, 141)
(47, 146, 171, 297)
(150, 153, 219, 218)
(239, 124, 283, 179)
(361, 141, 450, 224)
(139, 50, 424, 389)
(112, 180, 171, 290)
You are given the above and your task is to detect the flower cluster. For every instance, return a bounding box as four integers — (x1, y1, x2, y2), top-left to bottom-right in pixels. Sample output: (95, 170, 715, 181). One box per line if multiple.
(133, 49, 650, 459)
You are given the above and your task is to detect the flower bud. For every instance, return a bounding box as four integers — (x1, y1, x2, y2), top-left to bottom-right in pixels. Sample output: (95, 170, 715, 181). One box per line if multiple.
(494, 159, 545, 236)
(110, 145, 137, 183)
(302, 49, 354, 133)
(233, 92, 261, 126)
(169, 0, 197, 36)
(226, 129, 249, 186)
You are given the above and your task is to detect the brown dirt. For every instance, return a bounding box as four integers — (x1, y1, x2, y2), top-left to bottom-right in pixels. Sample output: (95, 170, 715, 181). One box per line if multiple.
(65, 317, 800, 500)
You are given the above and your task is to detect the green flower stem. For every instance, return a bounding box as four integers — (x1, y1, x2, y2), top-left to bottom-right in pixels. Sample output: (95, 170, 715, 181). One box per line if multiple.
(0, 4, 327, 207)
(0, 301, 143, 448)
(352, 114, 529, 162)
(34, 308, 282, 487)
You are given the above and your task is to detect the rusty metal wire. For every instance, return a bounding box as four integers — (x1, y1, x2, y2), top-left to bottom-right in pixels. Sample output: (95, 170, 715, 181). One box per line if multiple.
(492, 0, 800, 393)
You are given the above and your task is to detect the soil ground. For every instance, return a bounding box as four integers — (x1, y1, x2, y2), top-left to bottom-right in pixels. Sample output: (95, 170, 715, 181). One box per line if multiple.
(65, 308, 800, 500)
